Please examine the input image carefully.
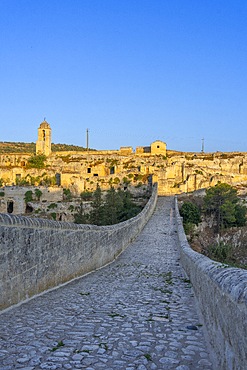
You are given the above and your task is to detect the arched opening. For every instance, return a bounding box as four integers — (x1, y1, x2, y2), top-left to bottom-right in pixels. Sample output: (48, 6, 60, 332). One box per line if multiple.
(25, 204, 33, 214)
(42, 129, 46, 141)
(7, 201, 14, 213)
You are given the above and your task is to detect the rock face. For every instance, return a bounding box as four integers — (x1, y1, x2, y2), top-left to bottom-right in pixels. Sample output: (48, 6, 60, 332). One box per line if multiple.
(1, 149, 247, 196)
(175, 198, 247, 370)
(0, 184, 158, 310)
(1, 120, 247, 197)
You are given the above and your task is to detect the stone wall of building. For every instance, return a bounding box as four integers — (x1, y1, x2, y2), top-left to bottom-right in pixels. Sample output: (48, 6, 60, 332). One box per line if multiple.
(174, 197, 247, 370)
(0, 184, 158, 311)
(0, 186, 63, 214)
(2, 149, 247, 196)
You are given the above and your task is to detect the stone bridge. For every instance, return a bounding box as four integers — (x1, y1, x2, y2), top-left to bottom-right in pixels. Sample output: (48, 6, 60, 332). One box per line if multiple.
(0, 185, 246, 369)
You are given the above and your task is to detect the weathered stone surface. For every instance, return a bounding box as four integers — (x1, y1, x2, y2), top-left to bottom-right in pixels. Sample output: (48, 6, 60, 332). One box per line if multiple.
(0, 185, 157, 310)
(175, 196, 247, 370)
(0, 197, 213, 369)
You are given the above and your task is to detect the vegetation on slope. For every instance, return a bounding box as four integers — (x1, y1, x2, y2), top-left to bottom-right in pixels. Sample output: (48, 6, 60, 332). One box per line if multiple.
(179, 183, 247, 269)
(0, 142, 93, 153)
(74, 185, 143, 225)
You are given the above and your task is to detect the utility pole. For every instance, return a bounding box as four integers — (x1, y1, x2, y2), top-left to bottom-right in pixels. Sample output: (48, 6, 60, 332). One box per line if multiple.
(201, 138, 204, 153)
(86, 128, 89, 151)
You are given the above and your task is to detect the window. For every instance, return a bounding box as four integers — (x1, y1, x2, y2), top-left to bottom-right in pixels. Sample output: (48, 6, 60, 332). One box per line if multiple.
(110, 167, 115, 174)
(87, 168, 91, 173)
(55, 173, 61, 186)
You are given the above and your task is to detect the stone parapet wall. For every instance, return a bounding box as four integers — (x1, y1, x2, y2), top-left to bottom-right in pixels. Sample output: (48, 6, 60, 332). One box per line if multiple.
(0, 184, 158, 311)
(174, 197, 247, 370)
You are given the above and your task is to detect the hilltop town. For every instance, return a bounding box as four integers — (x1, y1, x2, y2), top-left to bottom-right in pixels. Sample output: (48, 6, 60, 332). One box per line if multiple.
(1, 119, 247, 217)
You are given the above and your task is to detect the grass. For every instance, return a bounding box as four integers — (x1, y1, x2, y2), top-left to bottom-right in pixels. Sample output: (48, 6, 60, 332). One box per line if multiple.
(99, 342, 109, 351)
(144, 353, 152, 361)
(50, 340, 65, 352)
(153, 287, 172, 294)
(182, 278, 191, 284)
(108, 311, 126, 318)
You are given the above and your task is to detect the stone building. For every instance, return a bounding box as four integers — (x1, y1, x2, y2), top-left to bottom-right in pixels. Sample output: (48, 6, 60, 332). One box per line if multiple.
(1, 120, 247, 200)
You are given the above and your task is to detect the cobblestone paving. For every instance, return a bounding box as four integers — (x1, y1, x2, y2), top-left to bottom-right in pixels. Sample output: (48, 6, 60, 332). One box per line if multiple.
(0, 197, 214, 370)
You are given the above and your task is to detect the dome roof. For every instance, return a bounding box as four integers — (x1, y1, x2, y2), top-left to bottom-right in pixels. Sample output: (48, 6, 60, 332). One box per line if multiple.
(39, 120, 51, 129)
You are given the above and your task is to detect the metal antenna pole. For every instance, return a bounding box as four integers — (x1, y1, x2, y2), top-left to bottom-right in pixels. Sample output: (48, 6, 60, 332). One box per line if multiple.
(201, 138, 204, 153)
(86, 128, 89, 151)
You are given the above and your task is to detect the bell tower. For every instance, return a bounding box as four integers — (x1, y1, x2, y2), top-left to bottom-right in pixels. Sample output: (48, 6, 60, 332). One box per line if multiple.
(36, 119, 52, 156)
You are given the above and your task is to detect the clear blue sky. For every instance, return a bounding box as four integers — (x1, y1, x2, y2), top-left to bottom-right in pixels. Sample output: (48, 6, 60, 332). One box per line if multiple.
(0, 0, 246, 152)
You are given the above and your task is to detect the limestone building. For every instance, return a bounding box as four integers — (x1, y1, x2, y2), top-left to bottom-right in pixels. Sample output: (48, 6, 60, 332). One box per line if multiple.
(36, 120, 52, 156)
(1, 119, 247, 201)
(151, 140, 167, 155)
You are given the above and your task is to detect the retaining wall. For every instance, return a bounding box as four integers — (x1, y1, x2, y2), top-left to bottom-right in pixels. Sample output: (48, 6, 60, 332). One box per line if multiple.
(175, 197, 247, 370)
(0, 184, 158, 311)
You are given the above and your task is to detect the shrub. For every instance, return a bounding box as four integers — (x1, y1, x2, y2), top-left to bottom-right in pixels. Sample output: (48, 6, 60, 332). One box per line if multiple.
(50, 212, 57, 220)
(63, 188, 72, 201)
(183, 222, 196, 236)
(47, 203, 57, 210)
(24, 190, 33, 203)
(180, 201, 201, 225)
(35, 189, 42, 200)
(80, 190, 93, 201)
(40, 176, 56, 186)
(26, 154, 47, 169)
(208, 242, 233, 263)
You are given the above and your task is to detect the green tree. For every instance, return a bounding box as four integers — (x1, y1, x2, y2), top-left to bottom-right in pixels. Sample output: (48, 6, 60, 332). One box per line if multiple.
(89, 184, 104, 225)
(117, 189, 142, 222)
(74, 185, 145, 226)
(74, 203, 88, 224)
(80, 190, 93, 201)
(204, 183, 246, 231)
(102, 186, 123, 225)
(180, 201, 201, 225)
(235, 204, 247, 227)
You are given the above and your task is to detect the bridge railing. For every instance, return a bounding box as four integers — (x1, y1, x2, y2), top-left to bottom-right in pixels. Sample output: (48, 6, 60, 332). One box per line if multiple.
(174, 196, 247, 370)
(0, 184, 158, 311)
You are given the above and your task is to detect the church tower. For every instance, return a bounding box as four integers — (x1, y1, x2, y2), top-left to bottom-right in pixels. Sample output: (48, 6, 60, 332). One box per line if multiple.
(36, 119, 52, 156)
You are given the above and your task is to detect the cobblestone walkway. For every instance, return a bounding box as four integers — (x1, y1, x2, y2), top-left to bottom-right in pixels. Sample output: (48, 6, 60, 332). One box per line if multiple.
(0, 197, 214, 370)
